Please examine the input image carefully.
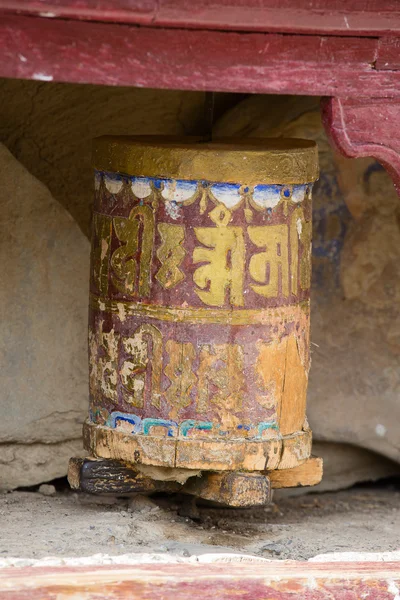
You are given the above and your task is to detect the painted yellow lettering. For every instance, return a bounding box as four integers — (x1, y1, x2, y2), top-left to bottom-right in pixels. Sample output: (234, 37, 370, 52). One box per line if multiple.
(155, 223, 186, 289)
(121, 324, 163, 410)
(193, 206, 245, 307)
(248, 225, 289, 298)
(111, 205, 155, 297)
(164, 340, 197, 419)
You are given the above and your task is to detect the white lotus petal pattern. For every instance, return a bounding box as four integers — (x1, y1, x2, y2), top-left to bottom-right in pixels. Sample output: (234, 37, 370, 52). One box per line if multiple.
(161, 180, 198, 202)
(210, 183, 242, 208)
(292, 184, 307, 203)
(131, 177, 152, 199)
(252, 185, 282, 209)
(104, 175, 123, 194)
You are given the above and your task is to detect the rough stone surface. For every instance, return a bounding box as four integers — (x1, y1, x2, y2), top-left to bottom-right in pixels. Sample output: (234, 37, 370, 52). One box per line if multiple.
(1, 486, 400, 560)
(0, 143, 89, 446)
(216, 95, 400, 473)
(37, 484, 56, 496)
(0, 440, 85, 491)
(0, 79, 205, 238)
(0, 142, 89, 489)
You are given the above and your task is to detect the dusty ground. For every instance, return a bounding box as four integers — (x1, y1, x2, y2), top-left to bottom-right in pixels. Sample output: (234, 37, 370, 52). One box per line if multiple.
(1, 484, 399, 561)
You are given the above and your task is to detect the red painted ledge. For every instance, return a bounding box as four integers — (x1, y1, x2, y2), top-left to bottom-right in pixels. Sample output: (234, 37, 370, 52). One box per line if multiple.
(1, 0, 400, 36)
(1, 560, 400, 599)
(1, 14, 400, 97)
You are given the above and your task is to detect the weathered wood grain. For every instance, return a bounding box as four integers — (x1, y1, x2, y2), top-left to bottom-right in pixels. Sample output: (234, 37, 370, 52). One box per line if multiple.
(84, 421, 287, 471)
(69, 455, 321, 498)
(276, 335, 308, 436)
(68, 457, 180, 495)
(268, 456, 323, 488)
(69, 457, 271, 504)
(1, 1, 400, 36)
(182, 471, 271, 507)
(1, 561, 400, 599)
(84, 421, 177, 467)
(376, 37, 400, 70)
(277, 429, 312, 470)
(1, 14, 400, 97)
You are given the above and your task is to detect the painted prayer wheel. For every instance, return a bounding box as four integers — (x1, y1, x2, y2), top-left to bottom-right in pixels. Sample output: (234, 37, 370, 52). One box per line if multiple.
(84, 136, 319, 480)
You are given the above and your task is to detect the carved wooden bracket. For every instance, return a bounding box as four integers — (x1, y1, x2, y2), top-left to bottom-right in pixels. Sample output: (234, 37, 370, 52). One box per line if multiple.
(321, 96, 400, 195)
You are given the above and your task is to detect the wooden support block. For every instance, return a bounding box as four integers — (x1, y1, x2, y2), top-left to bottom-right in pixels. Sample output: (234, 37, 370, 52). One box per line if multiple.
(268, 456, 323, 489)
(182, 471, 271, 507)
(69, 457, 272, 507)
(68, 457, 180, 495)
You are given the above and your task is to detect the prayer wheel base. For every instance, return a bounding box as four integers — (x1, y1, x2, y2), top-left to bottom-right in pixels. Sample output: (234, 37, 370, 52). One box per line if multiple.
(83, 420, 314, 472)
(68, 456, 322, 508)
(69, 421, 323, 508)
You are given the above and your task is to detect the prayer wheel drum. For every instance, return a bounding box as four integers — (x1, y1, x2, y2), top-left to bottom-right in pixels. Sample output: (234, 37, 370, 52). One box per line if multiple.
(82, 136, 321, 500)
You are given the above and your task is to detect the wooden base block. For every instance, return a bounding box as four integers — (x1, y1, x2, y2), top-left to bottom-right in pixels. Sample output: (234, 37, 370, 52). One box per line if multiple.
(68, 457, 272, 507)
(182, 471, 271, 507)
(68, 455, 323, 506)
(267, 456, 323, 488)
(68, 458, 270, 507)
(83, 420, 311, 472)
(68, 457, 181, 495)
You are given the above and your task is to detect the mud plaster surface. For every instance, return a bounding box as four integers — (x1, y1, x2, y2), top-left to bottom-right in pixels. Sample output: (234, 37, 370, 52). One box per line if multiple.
(1, 487, 399, 561)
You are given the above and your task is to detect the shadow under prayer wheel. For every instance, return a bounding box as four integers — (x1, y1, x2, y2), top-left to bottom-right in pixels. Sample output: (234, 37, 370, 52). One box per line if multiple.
(81, 136, 322, 502)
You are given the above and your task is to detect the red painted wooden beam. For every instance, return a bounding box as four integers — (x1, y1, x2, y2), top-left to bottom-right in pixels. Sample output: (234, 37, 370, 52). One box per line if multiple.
(1, 560, 400, 599)
(1, 14, 400, 97)
(1, 0, 400, 36)
(321, 96, 400, 194)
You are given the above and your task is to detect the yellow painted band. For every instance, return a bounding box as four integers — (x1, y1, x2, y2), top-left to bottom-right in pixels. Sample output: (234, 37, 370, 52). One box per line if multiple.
(93, 136, 319, 185)
(90, 294, 309, 325)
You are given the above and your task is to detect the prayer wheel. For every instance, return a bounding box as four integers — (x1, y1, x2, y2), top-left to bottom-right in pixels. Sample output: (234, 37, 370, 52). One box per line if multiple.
(74, 136, 322, 506)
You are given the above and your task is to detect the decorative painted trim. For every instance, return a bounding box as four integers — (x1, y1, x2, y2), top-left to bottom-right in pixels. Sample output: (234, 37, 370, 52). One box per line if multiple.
(106, 411, 142, 433)
(99, 170, 312, 214)
(180, 420, 213, 437)
(103, 412, 280, 441)
(142, 418, 178, 437)
(258, 422, 280, 437)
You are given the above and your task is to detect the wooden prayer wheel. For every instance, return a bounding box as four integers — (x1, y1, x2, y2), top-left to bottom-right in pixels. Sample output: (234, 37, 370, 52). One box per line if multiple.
(72, 136, 323, 506)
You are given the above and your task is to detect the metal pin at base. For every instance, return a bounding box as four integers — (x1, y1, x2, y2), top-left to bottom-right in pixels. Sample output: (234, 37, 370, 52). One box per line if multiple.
(70, 136, 322, 508)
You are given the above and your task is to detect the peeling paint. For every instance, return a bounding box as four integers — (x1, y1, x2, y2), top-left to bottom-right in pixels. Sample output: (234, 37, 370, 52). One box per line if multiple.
(32, 73, 53, 81)
(297, 217, 303, 237)
(165, 200, 181, 220)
